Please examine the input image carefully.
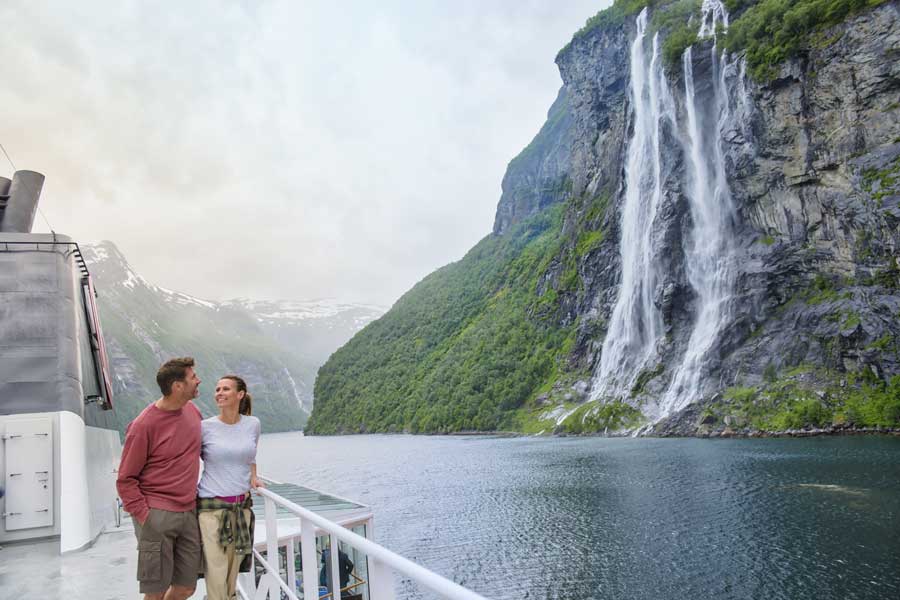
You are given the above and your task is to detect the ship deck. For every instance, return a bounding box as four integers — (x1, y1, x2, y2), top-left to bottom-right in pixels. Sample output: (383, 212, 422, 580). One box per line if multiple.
(0, 483, 371, 600)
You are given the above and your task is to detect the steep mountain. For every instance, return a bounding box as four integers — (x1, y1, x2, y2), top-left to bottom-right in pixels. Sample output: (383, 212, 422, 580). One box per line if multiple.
(82, 241, 383, 434)
(307, 0, 900, 435)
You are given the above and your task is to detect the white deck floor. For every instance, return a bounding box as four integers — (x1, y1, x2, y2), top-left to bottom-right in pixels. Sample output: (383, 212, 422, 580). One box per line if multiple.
(0, 483, 370, 600)
(0, 520, 209, 600)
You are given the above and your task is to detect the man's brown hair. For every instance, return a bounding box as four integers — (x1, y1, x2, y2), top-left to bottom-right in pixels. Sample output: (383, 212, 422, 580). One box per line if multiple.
(156, 357, 196, 395)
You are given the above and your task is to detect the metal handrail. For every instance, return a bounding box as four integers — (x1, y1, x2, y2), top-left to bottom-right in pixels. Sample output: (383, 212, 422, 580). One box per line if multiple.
(0, 239, 89, 276)
(252, 485, 488, 600)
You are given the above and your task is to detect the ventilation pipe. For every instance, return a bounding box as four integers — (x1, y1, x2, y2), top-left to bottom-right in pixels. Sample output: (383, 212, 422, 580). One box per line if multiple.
(0, 170, 45, 233)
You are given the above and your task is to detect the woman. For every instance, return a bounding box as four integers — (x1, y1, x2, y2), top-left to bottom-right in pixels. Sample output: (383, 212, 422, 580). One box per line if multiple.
(196, 375, 262, 600)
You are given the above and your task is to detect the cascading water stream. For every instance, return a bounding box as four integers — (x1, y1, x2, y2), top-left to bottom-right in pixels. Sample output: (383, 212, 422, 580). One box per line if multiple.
(592, 8, 677, 400)
(591, 0, 749, 419)
(660, 2, 737, 414)
(698, 0, 729, 37)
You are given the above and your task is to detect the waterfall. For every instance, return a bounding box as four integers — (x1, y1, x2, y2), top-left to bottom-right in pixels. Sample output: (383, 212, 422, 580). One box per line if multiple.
(591, 0, 749, 419)
(697, 0, 729, 37)
(592, 8, 678, 400)
(283, 366, 308, 412)
(661, 0, 740, 414)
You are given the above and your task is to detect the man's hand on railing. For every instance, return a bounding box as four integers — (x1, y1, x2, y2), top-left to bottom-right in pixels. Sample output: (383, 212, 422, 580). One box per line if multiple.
(251, 475, 266, 489)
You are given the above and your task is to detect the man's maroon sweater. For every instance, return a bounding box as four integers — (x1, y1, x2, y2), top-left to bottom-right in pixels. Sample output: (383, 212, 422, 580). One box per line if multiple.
(116, 401, 202, 524)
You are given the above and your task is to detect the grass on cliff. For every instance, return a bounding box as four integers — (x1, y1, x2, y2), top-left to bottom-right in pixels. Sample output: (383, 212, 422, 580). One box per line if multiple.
(514, 400, 644, 435)
(558, 0, 890, 81)
(562, 0, 652, 50)
(715, 369, 900, 430)
(308, 204, 579, 434)
(559, 401, 644, 434)
(724, 0, 891, 80)
(862, 155, 900, 206)
(558, 0, 703, 66)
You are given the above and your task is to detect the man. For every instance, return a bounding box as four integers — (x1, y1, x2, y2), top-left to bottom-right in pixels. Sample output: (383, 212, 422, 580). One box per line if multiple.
(117, 357, 203, 600)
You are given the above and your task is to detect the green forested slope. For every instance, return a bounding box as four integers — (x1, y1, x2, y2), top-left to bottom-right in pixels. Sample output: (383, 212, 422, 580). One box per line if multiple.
(307, 206, 578, 433)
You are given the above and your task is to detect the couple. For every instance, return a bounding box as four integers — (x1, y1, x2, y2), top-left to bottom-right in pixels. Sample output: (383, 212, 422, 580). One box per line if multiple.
(116, 357, 262, 600)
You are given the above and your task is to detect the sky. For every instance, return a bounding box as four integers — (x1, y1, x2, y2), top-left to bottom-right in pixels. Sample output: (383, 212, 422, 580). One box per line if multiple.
(1, 0, 607, 306)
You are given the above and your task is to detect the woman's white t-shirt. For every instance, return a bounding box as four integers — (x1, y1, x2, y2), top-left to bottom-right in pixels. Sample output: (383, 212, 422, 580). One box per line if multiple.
(197, 415, 261, 498)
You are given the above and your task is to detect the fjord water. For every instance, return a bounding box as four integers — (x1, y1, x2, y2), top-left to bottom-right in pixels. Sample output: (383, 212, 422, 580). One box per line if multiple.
(258, 434, 900, 600)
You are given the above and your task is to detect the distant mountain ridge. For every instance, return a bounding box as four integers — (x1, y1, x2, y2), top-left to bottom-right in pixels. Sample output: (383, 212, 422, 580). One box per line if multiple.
(81, 241, 384, 434)
(225, 298, 386, 373)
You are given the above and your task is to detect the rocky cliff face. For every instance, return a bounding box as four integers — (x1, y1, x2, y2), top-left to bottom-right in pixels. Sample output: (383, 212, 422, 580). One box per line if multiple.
(531, 1, 900, 431)
(308, 0, 900, 435)
(724, 3, 900, 383)
(493, 88, 576, 235)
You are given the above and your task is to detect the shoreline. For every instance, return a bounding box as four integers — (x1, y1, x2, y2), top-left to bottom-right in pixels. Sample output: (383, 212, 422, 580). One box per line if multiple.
(670, 425, 900, 439)
(301, 426, 900, 439)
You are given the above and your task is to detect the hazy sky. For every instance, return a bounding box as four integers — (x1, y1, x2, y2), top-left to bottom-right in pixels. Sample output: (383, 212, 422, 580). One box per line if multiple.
(1, 1, 607, 306)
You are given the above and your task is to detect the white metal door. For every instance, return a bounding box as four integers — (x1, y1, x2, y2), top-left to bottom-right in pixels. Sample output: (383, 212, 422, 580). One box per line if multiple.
(3, 418, 53, 530)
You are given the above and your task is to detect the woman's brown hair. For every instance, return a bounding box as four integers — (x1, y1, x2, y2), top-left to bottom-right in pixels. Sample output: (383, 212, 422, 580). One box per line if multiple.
(221, 374, 252, 416)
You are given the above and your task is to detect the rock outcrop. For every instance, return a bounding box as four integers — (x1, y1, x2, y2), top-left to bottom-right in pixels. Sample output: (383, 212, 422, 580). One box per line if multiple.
(548, 1, 900, 428)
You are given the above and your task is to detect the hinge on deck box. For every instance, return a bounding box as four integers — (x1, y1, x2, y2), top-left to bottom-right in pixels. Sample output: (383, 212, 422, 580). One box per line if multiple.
(1, 434, 22, 441)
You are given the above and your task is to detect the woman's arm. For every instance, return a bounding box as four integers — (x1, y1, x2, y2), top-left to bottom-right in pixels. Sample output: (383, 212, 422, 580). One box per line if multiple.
(250, 418, 264, 489)
(250, 463, 264, 489)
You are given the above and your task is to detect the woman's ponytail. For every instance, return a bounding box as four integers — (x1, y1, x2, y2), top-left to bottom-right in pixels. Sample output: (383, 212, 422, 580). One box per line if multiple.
(239, 391, 253, 416)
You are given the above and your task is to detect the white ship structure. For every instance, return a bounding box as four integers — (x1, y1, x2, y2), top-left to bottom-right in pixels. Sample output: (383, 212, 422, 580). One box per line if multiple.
(0, 171, 486, 600)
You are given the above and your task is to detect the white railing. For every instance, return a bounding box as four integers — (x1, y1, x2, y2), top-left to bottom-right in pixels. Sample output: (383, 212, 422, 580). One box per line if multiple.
(240, 485, 488, 600)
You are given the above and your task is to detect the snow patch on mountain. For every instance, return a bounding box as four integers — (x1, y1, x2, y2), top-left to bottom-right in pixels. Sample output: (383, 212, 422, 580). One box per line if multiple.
(225, 298, 386, 324)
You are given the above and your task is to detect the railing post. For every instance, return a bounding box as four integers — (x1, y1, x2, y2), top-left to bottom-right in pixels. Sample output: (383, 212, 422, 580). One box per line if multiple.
(286, 536, 297, 596)
(368, 557, 395, 600)
(253, 578, 270, 600)
(367, 517, 393, 600)
(300, 517, 318, 600)
(329, 534, 341, 600)
(264, 495, 279, 599)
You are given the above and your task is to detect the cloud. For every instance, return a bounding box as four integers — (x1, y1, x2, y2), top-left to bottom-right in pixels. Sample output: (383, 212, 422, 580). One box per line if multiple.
(0, 0, 607, 304)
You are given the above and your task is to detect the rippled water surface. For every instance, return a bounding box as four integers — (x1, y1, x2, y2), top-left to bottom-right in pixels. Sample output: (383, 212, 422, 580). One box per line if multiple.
(257, 435, 900, 600)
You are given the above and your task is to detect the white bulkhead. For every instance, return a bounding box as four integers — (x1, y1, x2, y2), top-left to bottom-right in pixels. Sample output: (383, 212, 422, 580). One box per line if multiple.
(3, 416, 53, 531)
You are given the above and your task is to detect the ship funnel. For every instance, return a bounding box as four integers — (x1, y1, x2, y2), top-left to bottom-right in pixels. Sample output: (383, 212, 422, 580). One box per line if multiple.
(0, 170, 45, 233)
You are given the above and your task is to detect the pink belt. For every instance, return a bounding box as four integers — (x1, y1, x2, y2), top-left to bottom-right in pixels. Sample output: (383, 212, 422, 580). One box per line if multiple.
(217, 493, 246, 503)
